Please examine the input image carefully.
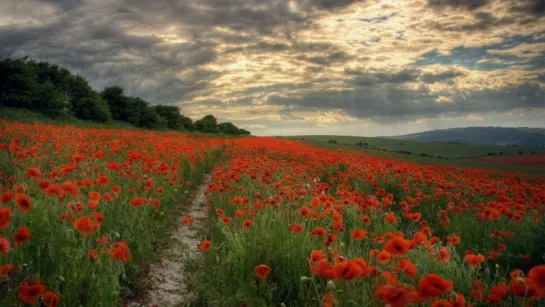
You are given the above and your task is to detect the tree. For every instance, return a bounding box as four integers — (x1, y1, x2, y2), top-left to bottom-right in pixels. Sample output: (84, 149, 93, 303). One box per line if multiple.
(218, 122, 239, 135)
(129, 97, 148, 126)
(194, 114, 219, 133)
(0, 58, 40, 109)
(72, 95, 112, 122)
(102, 86, 131, 122)
(155, 105, 185, 130)
(0, 57, 242, 134)
(139, 106, 167, 129)
(180, 114, 193, 130)
(238, 128, 251, 135)
(33, 82, 69, 117)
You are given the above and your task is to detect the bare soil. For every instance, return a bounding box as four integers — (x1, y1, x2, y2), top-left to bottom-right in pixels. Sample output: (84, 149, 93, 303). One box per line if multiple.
(128, 176, 210, 307)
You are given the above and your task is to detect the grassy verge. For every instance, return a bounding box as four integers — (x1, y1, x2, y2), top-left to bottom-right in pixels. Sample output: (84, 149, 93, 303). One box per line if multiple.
(0, 107, 248, 139)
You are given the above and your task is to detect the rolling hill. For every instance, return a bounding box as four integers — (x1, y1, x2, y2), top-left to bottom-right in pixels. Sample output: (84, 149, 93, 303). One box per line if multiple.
(389, 127, 545, 147)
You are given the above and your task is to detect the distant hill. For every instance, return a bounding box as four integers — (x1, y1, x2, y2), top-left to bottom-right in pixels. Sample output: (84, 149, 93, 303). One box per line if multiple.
(389, 127, 545, 147)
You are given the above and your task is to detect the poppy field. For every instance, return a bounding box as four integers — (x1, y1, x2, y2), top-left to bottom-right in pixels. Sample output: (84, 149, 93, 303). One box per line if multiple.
(2, 121, 545, 307)
(194, 138, 545, 306)
(0, 121, 222, 306)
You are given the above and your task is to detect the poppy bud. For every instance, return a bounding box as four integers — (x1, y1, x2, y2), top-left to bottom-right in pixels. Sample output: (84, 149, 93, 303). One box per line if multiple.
(484, 268, 491, 283)
(327, 280, 336, 290)
(300, 276, 310, 283)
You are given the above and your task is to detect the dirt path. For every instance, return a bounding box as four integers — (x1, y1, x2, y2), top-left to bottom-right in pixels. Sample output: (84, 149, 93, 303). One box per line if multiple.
(128, 175, 210, 307)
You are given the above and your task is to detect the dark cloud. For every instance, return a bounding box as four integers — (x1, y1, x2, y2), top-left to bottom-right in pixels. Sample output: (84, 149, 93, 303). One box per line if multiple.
(425, 1, 543, 32)
(37, 0, 83, 9)
(420, 70, 466, 83)
(295, 51, 353, 66)
(121, 0, 312, 37)
(1, 0, 544, 133)
(344, 68, 464, 86)
(512, 0, 545, 16)
(304, 0, 363, 10)
(427, 0, 490, 10)
(268, 82, 544, 121)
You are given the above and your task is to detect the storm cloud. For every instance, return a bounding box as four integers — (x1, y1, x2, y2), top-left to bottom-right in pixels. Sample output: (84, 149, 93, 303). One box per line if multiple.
(1, 0, 544, 136)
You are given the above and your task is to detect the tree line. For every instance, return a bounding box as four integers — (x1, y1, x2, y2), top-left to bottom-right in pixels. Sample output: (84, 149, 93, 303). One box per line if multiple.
(0, 58, 250, 135)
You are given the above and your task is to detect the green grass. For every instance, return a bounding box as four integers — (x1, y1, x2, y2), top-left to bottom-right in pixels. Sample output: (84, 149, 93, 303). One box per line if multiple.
(0, 106, 139, 130)
(285, 135, 545, 159)
(0, 107, 247, 138)
(283, 136, 545, 175)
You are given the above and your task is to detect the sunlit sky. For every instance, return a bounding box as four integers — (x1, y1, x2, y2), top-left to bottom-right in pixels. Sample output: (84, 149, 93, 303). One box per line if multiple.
(1, 0, 544, 136)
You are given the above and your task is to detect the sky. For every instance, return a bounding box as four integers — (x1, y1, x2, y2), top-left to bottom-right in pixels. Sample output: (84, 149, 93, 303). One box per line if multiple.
(1, 0, 544, 136)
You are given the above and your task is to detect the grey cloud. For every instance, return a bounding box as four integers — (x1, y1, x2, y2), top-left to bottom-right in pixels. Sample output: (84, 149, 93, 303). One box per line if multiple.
(1, 0, 544, 132)
(267, 82, 544, 121)
(345, 68, 443, 86)
(303, 0, 363, 10)
(420, 70, 465, 83)
(538, 73, 545, 82)
(123, 0, 311, 37)
(295, 51, 353, 66)
(511, 0, 545, 16)
(427, 0, 490, 10)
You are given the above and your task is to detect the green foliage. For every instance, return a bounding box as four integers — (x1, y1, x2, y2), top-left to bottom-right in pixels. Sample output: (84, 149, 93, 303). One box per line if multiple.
(33, 82, 70, 118)
(194, 114, 220, 133)
(139, 106, 167, 129)
(0, 58, 40, 109)
(72, 95, 112, 122)
(155, 105, 186, 130)
(101, 86, 132, 123)
(218, 122, 251, 135)
(0, 57, 251, 135)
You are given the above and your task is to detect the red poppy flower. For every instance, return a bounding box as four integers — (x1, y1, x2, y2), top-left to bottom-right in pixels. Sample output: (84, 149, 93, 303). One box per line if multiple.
(397, 259, 418, 278)
(197, 240, 211, 252)
(18, 284, 46, 305)
(254, 264, 272, 279)
(0, 263, 18, 277)
(384, 237, 409, 256)
(290, 224, 303, 234)
(311, 227, 327, 237)
(130, 197, 148, 207)
(377, 250, 391, 264)
(14, 226, 31, 246)
(0, 236, 10, 255)
(351, 229, 367, 240)
(311, 260, 336, 279)
(418, 274, 453, 299)
(26, 168, 41, 178)
(44, 291, 60, 307)
(529, 265, 545, 290)
(0, 206, 12, 231)
(1, 191, 13, 204)
(242, 219, 253, 229)
(309, 250, 326, 263)
(15, 194, 32, 213)
(74, 216, 95, 236)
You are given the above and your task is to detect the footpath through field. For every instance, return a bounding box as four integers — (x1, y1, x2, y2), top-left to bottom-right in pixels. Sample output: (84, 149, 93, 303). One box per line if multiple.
(127, 176, 210, 307)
